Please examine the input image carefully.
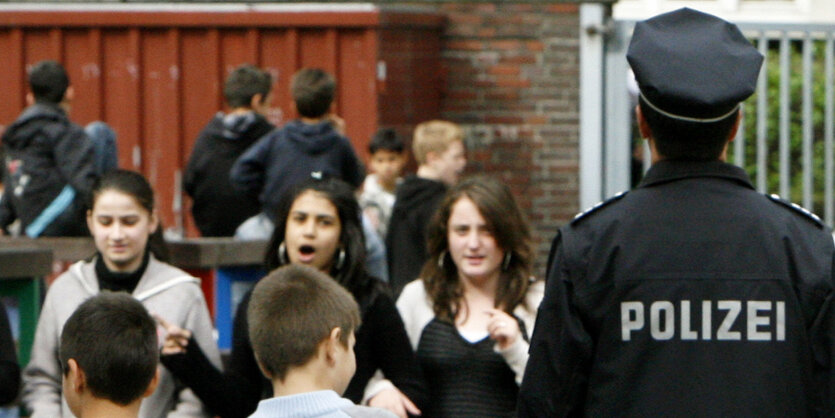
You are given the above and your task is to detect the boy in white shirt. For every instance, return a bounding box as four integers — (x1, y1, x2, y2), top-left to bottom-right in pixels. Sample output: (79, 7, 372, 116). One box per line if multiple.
(247, 264, 395, 418)
(360, 128, 406, 241)
(60, 293, 159, 418)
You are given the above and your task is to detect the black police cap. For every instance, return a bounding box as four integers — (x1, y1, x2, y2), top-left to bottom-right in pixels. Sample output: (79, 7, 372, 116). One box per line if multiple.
(627, 8, 763, 122)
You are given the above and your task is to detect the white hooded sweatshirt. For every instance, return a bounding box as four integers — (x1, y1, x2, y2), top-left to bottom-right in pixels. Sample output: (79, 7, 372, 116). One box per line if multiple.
(23, 255, 222, 418)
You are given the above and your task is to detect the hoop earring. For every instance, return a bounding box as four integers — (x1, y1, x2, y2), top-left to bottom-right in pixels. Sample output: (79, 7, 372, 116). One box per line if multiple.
(503, 252, 512, 270)
(278, 241, 289, 264)
(336, 248, 346, 270)
(438, 250, 447, 269)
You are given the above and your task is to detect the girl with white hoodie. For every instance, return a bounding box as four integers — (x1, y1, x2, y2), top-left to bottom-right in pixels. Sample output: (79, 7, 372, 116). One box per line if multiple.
(23, 169, 221, 417)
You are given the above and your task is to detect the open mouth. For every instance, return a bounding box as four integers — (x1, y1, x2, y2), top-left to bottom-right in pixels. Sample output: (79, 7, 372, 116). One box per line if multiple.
(297, 245, 316, 262)
(299, 245, 315, 255)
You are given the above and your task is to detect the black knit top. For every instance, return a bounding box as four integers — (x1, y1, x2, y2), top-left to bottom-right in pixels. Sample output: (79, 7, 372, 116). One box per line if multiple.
(95, 250, 150, 293)
(417, 319, 520, 418)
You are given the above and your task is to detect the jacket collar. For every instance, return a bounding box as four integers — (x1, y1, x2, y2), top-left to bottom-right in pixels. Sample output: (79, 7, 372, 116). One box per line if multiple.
(19, 102, 66, 121)
(72, 255, 198, 300)
(638, 159, 754, 190)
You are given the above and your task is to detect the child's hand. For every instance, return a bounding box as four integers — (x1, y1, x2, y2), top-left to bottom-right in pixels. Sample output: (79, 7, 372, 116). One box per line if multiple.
(154, 314, 192, 355)
(368, 387, 421, 417)
(486, 309, 521, 350)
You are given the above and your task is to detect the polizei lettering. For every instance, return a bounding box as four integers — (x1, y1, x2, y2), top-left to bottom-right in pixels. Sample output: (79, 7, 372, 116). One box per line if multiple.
(621, 300, 785, 341)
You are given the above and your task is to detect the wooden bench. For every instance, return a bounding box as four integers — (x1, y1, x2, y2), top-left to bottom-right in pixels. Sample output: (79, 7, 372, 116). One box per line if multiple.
(0, 247, 52, 367)
(0, 237, 268, 351)
(165, 238, 267, 350)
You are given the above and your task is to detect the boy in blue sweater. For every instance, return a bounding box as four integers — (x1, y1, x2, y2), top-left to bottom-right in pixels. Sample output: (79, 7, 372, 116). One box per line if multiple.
(230, 68, 364, 239)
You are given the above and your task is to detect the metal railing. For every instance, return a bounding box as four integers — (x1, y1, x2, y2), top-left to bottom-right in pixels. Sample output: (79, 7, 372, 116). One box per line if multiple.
(732, 24, 835, 224)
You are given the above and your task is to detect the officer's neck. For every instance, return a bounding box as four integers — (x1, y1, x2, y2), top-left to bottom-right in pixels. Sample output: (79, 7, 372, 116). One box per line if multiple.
(648, 138, 730, 164)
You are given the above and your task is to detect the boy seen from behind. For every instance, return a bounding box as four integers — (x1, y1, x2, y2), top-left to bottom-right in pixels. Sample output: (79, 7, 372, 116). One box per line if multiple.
(360, 128, 406, 241)
(0, 60, 99, 237)
(60, 292, 159, 418)
(247, 264, 395, 418)
(184, 63, 275, 237)
(231, 68, 364, 239)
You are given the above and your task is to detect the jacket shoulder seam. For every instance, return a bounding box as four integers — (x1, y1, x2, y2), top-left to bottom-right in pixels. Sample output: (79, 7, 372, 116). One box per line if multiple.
(571, 191, 629, 225)
(765, 194, 824, 228)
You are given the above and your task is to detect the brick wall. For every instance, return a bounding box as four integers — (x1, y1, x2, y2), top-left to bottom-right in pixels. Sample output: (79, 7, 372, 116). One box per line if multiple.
(400, 2, 581, 273)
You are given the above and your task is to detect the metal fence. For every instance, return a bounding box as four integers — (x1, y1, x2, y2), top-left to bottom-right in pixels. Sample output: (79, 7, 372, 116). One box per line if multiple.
(733, 23, 835, 224)
(596, 19, 835, 225)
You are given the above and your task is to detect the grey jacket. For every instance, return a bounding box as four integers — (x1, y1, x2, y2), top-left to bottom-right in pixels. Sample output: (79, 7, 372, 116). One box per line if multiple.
(23, 255, 222, 417)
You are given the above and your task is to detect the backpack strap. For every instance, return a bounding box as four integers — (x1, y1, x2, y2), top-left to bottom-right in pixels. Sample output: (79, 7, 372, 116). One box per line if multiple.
(25, 184, 76, 237)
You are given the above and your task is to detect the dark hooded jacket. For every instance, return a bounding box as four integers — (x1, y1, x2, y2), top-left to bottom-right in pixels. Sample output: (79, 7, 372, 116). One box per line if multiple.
(184, 112, 274, 236)
(230, 119, 364, 219)
(385, 175, 447, 298)
(0, 103, 97, 236)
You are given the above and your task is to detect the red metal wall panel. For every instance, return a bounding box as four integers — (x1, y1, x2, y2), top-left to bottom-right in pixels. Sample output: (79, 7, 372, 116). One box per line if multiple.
(64, 29, 103, 122)
(101, 29, 143, 170)
(181, 28, 223, 157)
(0, 6, 443, 237)
(0, 29, 25, 126)
(24, 29, 60, 64)
(141, 29, 183, 230)
(260, 28, 298, 126)
(339, 28, 379, 159)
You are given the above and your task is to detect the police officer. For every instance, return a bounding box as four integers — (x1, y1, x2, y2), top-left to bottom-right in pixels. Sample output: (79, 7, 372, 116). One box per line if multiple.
(518, 8, 835, 417)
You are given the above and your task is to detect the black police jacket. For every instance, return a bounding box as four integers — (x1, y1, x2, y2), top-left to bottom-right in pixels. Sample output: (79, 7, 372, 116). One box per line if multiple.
(519, 160, 835, 417)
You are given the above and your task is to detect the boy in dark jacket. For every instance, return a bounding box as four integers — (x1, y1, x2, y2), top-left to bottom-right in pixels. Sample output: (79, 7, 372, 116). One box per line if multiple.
(386, 120, 466, 298)
(0, 60, 98, 237)
(230, 68, 364, 238)
(184, 64, 275, 237)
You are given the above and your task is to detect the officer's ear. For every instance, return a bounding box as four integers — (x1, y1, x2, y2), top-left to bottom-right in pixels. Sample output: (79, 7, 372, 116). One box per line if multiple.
(635, 104, 652, 140)
(726, 111, 742, 143)
(636, 105, 664, 163)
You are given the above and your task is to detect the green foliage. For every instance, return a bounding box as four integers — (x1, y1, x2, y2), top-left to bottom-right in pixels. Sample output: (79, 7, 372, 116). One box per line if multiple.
(729, 40, 832, 216)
